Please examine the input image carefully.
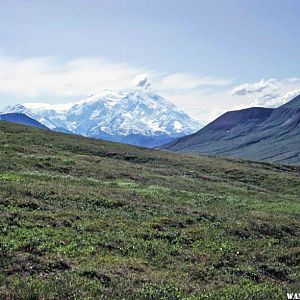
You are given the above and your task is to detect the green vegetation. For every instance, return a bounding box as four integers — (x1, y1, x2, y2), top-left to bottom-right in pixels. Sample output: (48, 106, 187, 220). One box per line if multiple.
(0, 121, 300, 299)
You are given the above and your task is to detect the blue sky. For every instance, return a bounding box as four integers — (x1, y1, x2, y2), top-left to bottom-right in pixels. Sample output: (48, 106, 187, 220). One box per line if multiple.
(0, 0, 300, 122)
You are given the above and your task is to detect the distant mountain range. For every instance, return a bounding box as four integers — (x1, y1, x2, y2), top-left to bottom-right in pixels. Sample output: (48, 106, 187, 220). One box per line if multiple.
(1, 79, 201, 147)
(3, 82, 300, 165)
(161, 94, 300, 165)
(0, 113, 49, 130)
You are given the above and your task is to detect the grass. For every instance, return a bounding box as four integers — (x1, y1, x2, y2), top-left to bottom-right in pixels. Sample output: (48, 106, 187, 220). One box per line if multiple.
(0, 121, 300, 299)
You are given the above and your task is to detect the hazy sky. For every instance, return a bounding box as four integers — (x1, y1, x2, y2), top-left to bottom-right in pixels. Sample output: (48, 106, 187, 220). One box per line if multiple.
(1, 0, 300, 123)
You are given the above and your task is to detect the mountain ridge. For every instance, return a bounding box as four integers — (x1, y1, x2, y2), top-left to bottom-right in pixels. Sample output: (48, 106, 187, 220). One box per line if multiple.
(161, 94, 300, 165)
(0, 113, 49, 130)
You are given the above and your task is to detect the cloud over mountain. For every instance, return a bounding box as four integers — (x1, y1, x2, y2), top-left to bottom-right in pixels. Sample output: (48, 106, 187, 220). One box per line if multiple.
(231, 78, 300, 107)
(0, 56, 232, 123)
(1, 55, 299, 125)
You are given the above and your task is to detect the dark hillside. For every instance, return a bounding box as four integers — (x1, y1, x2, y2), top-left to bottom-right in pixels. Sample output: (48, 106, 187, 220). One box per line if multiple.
(162, 95, 300, 165)
(207, 107, 274, 131)
(165, 107, 274, 151)
(1, 121, 300, 299)
(0, 113, 49, 130)
(281, 94, 300, 109)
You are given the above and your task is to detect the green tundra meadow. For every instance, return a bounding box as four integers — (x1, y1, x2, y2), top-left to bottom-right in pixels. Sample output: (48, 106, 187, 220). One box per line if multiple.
(0, 121, 300, 299)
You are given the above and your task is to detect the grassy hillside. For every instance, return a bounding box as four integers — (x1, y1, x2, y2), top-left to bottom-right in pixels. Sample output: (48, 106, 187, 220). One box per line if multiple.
(1, 121, 300, 299)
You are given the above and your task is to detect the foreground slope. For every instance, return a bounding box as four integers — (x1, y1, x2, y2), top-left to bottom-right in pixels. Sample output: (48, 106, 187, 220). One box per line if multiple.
(162, 95, 300, 165)
(0, 121, 300, 299)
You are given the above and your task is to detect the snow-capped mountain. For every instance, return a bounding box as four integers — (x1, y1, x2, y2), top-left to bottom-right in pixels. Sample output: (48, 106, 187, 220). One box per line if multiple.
(1, 78, 201, 147)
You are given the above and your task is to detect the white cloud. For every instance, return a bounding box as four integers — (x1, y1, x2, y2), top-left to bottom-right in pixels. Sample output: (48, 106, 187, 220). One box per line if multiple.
(0, 56, 147, 98)
(133, 74, 151, 88)
(231, 78, 300, 107)
(0, 55, 233, 124)
(2, 55, 299, 126)
(231, 79, 274, 96)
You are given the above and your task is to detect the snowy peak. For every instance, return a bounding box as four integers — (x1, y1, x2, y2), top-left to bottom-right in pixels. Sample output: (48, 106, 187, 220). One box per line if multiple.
(1, 104, 27, 114)
(1, 82, 201, 147)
